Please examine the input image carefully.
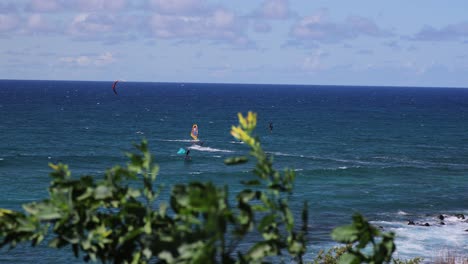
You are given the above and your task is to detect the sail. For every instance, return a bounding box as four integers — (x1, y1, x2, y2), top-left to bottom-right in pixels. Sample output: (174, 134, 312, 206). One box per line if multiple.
(190, 124, 198, 140)
(112, 80, 119, 95)
(177, 148, 186, 155)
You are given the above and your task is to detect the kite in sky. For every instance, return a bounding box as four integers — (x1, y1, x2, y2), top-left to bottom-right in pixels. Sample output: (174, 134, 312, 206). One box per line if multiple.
(112, 80, 119, 95)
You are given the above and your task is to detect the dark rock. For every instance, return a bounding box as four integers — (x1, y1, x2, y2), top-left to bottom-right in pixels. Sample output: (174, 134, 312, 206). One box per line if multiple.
(455, 214, 465, 220)
(438, 214, 445, 220)
(440, 222, 445, 225)
(423, 223, 430, 226)
(408, 220, 415, 225)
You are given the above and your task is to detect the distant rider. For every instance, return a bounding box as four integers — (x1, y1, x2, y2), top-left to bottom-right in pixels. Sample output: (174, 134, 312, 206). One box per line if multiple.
(185, 149, 191, 161)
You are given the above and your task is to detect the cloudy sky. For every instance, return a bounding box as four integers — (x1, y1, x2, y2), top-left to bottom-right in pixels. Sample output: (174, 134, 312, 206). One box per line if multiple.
(1, 0, 468, 87)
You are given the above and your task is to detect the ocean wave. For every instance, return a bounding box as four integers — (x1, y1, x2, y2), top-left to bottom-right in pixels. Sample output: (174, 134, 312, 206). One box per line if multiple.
(188, 145, 234, 153)
(271, 151, 468, 170)
(269, 151, 306, 158)
(372, 156, 468, 169)
(269, 151, 386, 166)
(288, 166, 364, 176)
(372, 212, 468, 260)
(157, 139, 194, 143)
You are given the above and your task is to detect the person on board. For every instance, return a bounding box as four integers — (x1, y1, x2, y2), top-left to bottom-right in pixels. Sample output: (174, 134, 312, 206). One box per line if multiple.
(185, 149, 191, 161)
(269, 122, 273, 133)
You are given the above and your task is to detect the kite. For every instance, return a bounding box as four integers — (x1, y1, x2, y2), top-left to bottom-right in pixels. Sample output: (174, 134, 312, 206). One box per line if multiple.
(112, 80, 120, 95)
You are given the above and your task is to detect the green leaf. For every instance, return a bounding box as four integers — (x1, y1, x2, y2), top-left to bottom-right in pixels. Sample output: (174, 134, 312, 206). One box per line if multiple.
(118, 228, 143, 245)
(224, 156, 248, 165)
(240, 179, 261, 186)
(237, 190, 256, 203)
(94, 185, 112, 199)
(288, 238, 305, 255)
(131, 251, 141, 264)
(339, 253, 361, 264)
(158, 251, 174, 263)
(246, 242, 275, 261)
(258, 214, 276, 232)
(24, 203, 61, 221)
(282, 206, 294, 231)
(331, 225, 359, 243)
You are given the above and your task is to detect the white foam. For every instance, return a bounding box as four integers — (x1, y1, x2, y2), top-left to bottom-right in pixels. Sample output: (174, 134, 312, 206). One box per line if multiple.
(270, 151, 298, 157)
(373, 155, 468, 169)
(269, 152, 385, 166)
(188, 145, 233, 153)
(159, 139, 193, 143)
(373, 214, 468, 260)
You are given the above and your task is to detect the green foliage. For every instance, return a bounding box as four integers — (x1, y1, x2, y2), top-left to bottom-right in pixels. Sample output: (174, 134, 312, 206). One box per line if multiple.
(0, 112, 307, 263)
(0, 111, 407, 264)
(308, 244, 418, 264)
(392, 257, 423, 264)
(311, 245, 350, 264)
(331, 214, 396, 264)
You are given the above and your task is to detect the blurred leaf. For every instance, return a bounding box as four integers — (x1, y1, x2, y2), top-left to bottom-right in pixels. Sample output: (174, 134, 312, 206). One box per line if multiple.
(339, 253, 361, 264)
(94, 186, 112, 200)
(331, 225, 359, 243)
(246, 241, 276, 261)
(224, 156, 248, 165)
(240, 179, 261, 186)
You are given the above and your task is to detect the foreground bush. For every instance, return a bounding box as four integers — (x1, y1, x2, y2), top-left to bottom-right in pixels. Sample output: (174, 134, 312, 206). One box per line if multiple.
(0, 112, 399, 263)
(0, 112, 307, 263)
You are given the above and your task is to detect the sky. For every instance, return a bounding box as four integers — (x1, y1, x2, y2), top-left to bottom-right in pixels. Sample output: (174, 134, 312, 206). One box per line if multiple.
(1, 0, 468, 87)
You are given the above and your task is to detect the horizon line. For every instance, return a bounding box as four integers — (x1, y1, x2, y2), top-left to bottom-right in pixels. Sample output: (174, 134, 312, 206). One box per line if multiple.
(0, 78, 467, 90)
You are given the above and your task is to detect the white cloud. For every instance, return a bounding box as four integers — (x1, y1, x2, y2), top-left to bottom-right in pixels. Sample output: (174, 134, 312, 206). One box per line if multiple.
(254, 0, 292, 20)
(290, 10, 391, 44)
(411, 22, 468, 41)
(27, 0, 62, 12)
(3, 0, 251, 47)
(67, 13, 115, 37)
(0, 14, 20, 32)
(147, 7, 251, 47)
(0, 2, 18, 13)
(253, 21, 271, 33)
(301, 49, 328, 71)
(148, 0, 207, 15)
(26, 14, 53, 32)
(26, 0, 127, 12)
(59, 52, 115, 66)
(74, 0, 127, 12)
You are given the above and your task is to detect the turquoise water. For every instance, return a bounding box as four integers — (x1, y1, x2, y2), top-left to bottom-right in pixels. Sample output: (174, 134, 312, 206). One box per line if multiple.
(0, 80, 467, 262)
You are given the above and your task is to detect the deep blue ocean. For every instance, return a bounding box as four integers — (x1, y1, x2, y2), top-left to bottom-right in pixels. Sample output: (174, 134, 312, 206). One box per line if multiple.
(1, 80, 467, 262)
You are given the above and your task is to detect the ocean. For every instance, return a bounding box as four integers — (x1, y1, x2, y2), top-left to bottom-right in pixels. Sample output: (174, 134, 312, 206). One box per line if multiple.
(0, 80, 467, 262)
